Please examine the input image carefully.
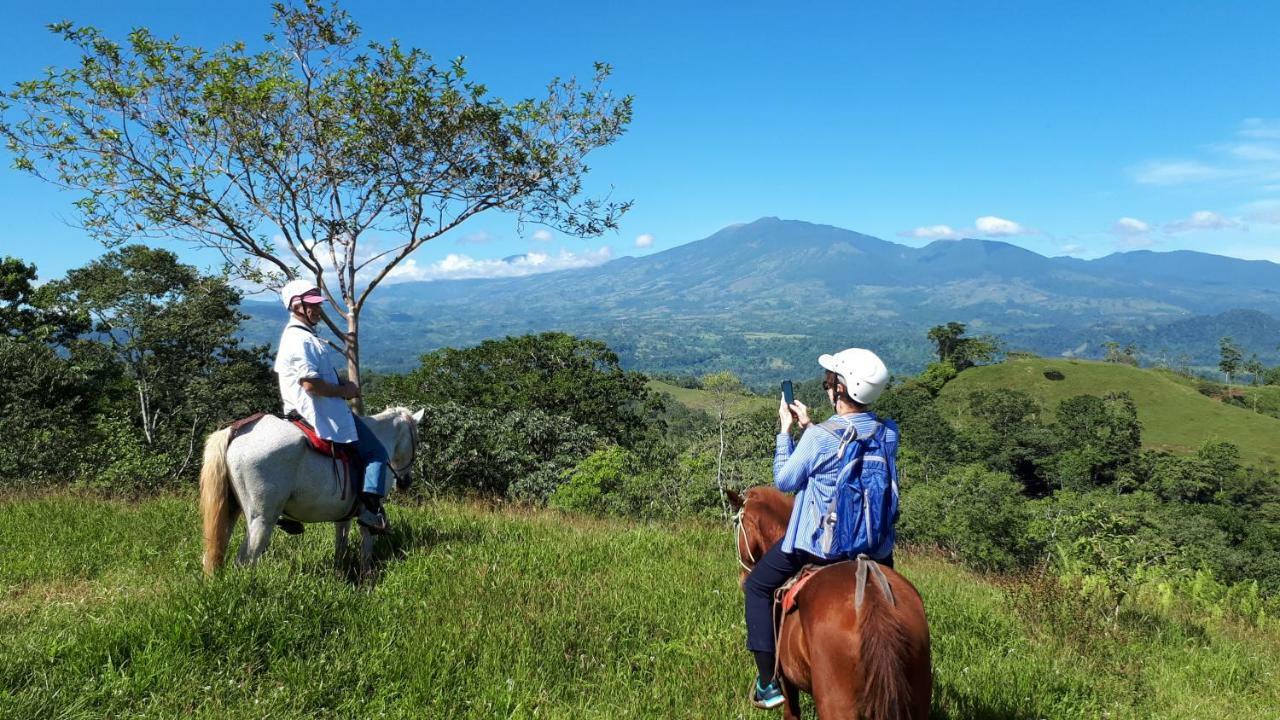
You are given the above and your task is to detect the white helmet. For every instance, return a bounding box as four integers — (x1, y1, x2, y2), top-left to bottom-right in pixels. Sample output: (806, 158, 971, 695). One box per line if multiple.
(818, 348, 890, 405)
(280, 279, 324, 310)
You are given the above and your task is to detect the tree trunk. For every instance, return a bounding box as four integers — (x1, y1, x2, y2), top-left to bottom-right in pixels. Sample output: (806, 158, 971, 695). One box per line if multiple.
(716, 410, 727, 519)
(346, 308, 365, 415)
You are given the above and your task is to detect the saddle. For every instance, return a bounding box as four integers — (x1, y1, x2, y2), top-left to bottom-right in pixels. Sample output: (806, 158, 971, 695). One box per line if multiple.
(774, 555, 896, 618)
(226, 411, 362, 510)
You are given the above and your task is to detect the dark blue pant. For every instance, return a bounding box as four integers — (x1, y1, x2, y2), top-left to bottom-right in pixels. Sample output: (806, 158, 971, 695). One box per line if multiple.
(744, 542, 896, 653)
(350, 416, 389, 498)
(744, 542, 830, 653)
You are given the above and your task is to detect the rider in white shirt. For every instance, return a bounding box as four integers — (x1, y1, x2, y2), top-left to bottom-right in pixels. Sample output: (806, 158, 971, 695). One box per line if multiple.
(273, 279, 390, 534)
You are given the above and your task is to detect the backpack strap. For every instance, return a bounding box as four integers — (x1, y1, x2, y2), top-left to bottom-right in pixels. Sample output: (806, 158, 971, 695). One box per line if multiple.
(815, 419, 859, 459)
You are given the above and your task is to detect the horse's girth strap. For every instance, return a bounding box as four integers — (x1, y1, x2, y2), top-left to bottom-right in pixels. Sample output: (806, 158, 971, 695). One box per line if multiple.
(854, 554, 895, 610)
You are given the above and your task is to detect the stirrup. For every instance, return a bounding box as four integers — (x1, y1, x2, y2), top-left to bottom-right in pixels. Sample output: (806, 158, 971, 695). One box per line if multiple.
(357, 506, 390, 535)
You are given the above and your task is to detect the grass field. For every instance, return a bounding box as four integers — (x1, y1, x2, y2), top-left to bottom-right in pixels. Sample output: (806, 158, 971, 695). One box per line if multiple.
(938, 358, 1280, 469)
(647, 379, 774, 418)
(2, 494, 1278, 719)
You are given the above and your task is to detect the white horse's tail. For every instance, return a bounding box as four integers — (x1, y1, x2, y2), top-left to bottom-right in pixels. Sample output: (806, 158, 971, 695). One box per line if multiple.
(200, 427, 239, 576)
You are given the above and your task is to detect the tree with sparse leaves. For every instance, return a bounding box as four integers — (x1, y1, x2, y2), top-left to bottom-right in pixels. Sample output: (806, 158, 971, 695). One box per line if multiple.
(1219, 337, 1243, 384)
(0, 1, 632, 401)
(702, 370, 745, 518)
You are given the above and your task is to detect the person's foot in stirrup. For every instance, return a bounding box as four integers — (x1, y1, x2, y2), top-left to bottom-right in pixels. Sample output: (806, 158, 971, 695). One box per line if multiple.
(751, 676, 784, 710)
(357, 492, 390, 535)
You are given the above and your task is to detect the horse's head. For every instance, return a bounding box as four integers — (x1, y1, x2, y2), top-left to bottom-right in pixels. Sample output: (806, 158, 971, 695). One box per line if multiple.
(379, 407, 424, 492)
(729, 486, 794, 585)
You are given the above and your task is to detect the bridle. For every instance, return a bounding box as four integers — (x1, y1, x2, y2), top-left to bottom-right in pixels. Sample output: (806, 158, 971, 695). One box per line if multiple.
(387, 413, 419, 490)
(733, 504, 757, 573)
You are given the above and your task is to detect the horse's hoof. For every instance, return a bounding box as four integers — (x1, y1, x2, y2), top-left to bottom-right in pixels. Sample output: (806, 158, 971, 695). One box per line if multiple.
(276, 517, 305, 535)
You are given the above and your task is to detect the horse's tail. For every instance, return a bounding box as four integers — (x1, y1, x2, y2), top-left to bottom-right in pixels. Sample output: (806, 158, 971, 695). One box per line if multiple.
(199, 427, 239, 576)
(856, 566, 914, 720)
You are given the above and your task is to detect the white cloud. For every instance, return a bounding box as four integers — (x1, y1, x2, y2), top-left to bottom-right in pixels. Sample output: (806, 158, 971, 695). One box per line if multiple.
(1224, 143, 1280, 162)
(634, 233, 655, 248)
(383, 246, 613, 282)
(1240, 118, 1280, 139)
(898, 224, 961, 240)
(1164, 210, 1241, 234)
(1130, 119, 1280, 188)
(531, 229, 554, 243)
(1111, 217, 1150, 235)
(974, 216, 1029, 237)
(1132, 160, 1228, 185)
(456, 230, 496, 245)
(1060, 244, 1087, 256)
(1243, 199, 1280, 224)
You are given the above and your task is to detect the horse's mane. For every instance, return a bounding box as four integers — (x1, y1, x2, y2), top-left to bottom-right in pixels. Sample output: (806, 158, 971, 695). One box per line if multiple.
(370, 406, 414, 421)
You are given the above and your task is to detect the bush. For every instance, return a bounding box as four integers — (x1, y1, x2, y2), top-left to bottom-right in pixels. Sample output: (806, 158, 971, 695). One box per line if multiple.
(898, 464, 1036, 571)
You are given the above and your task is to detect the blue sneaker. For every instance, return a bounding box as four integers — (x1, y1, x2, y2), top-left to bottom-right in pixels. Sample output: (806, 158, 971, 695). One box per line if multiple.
(751, 676, 784, 710)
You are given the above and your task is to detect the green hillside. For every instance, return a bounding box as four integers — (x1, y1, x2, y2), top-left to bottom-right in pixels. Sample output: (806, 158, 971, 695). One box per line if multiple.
(939, 358, 1280, 469)
(646, 379, 774, 418)
(2, 494, 1278, 718)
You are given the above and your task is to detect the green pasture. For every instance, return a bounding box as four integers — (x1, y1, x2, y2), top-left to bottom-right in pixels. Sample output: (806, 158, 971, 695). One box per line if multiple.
(939, 358, 1280, 469)
(2, 494, 1278, 719)
(646, 380, 774, 418)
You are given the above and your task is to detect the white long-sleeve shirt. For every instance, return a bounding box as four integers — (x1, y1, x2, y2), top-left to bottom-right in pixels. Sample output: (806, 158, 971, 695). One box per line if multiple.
(272, 317, 358, 443)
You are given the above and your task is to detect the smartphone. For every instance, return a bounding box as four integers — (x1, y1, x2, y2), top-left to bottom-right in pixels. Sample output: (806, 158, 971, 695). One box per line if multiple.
(781, 380, 795, 407)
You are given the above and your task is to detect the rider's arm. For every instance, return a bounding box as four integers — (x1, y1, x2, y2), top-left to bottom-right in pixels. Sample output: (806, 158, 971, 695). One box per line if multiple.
(299, 377, 358, 400)
(773, 428, 819, 493)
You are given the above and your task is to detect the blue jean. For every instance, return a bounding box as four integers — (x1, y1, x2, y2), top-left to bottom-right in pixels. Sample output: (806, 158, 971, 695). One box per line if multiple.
(350, 416, 389, 497)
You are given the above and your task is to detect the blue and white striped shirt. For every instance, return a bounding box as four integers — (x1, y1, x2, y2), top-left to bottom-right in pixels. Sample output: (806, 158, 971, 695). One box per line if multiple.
(773, 412, 899, 558)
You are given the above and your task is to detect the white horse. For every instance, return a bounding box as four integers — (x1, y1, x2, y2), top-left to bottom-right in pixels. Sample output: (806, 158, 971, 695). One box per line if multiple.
(198, 407, 423, 577)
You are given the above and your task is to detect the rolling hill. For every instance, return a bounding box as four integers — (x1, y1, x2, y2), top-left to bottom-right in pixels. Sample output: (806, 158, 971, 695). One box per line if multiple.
(240, 218, 1280, 385)
(937, 358, 1280, 469)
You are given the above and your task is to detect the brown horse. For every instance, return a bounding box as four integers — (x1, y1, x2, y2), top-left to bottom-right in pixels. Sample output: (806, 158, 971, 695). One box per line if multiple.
(728, 486, 931, 720)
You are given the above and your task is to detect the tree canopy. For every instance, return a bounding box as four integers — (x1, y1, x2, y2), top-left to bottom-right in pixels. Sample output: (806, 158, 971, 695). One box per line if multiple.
(0, 1, 632, 384)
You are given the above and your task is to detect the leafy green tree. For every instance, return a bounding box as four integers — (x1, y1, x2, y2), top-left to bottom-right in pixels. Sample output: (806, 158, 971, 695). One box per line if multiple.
(1244, 354, 1265, 387)
(1103, 341, 1123, 363)
(0, 338, 94, 486)
(960, 388, 1056, 494)
(39, 246, 272, 483)
(378, 333, 662, 449)
(927, 322, 998, 370)
(0, 1, 632, 395)
(898, 464, 1036, 571)
(0, 257, 85, 343)
(1219, 336, 1243, 384)
(1047, 393, 1142, 491)
(410, 402, 598, 501)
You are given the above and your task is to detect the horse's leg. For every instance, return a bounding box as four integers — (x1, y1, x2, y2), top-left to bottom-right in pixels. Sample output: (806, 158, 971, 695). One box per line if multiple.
(358, 525, 377, 582)
(236, 513, 276, 567)
(334, 521, 350, 577)
(805, 616, 858, 720)
(780, 675, 802, 720)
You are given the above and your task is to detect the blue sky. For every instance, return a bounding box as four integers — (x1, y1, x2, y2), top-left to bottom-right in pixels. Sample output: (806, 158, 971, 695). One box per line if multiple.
(3, 0, 1280, 285)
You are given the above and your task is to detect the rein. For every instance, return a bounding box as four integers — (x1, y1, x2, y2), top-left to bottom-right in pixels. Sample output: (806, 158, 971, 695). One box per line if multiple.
(733, 505, 757, 572)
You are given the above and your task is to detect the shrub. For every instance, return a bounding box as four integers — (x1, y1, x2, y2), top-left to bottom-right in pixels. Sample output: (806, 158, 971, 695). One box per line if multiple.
(898, 464, 1036, 571)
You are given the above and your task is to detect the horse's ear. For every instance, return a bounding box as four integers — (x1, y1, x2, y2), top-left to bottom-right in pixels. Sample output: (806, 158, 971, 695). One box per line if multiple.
(727, 489, 744, 511)
(411, 408, 425, 423)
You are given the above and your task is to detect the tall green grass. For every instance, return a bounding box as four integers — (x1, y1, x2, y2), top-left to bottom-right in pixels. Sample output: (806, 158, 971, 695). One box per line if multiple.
(2, 494, 1277, 718)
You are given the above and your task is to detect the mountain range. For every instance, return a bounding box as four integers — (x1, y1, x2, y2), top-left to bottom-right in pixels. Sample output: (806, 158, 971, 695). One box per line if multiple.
(241, 217, 1280, 385)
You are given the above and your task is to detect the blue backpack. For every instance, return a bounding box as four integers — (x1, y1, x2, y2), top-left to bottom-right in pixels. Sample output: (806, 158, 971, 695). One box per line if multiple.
(813, 418, 900, 560)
